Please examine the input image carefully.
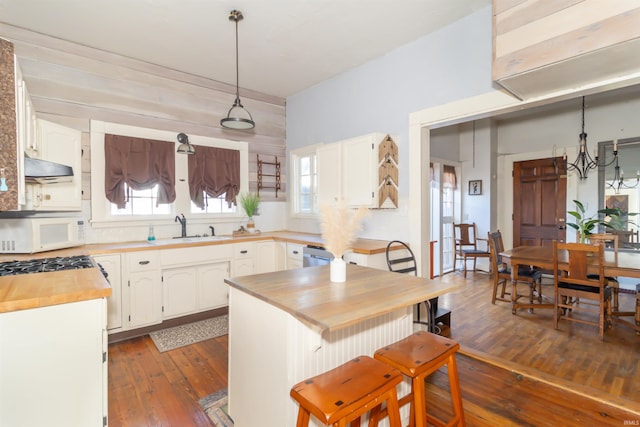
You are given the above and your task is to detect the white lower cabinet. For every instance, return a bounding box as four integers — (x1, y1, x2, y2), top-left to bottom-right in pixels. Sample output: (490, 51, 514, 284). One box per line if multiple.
(256, 240, 285, 273)
(233, 242, 255, 276)
(92, 253, 123, 331)
(163, 267, 198, 319)
(343, 252, 388, 270)
(286, 243, 304, 270)
(199, 261, 231, 310)
(162, 261, 231, 318)
(126, 251, 162, 329)
(0, 298, 107, 427)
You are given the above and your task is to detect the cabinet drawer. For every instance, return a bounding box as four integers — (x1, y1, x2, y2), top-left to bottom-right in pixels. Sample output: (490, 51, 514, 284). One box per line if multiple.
(233, 242, 254, 259)
(286, 243, 304, 259)
(160, 244, 233, 267)
(127, 251, 160, 272)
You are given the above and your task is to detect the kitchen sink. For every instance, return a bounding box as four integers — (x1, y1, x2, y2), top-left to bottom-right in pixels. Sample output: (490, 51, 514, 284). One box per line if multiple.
(147, 236, 231, 245)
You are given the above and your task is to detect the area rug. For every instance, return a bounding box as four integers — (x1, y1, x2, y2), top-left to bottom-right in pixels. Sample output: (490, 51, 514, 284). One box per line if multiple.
(149, 315, 228, 352)
(199, 389, 233, 427)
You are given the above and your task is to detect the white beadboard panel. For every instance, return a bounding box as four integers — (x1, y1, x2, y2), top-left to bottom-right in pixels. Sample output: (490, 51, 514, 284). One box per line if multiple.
(228, 287, 412, 427)
(287, 309, 413, 427)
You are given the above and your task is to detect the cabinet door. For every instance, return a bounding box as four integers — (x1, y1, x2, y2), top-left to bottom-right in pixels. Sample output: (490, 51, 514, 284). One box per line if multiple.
(92, 254, 122, 331)
(342, 135, 377, 207)
(128, 270, 162, 328)
(0, 299, 106, 427)
(163, 267, 198, 319)
(234, 258, 254, 277)
(31, 119, 82, 210)
(255, 241, 276, 273)
(199, 261, 230, 310)
(316, 143, 342, 206)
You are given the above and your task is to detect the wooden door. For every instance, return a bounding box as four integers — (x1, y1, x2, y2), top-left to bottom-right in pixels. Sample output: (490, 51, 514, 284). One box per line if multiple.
(513, 158, 566, 247)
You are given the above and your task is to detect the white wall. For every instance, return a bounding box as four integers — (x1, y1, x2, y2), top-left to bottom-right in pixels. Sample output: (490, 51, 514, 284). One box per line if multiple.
(285, 6, 495, 241)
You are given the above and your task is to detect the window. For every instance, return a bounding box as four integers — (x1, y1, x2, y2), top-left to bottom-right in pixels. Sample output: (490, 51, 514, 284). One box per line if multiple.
(290, 147, 318, 215)
(90, 121, 249, 226)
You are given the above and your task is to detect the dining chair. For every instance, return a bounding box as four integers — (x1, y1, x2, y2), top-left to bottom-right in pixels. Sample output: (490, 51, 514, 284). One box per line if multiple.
(453, 222, 490, 277)
(487, 230, 542, 309)
(588, 233, 621, 314)
(385, 240, 451, 335)
(553, 241, 612, 340)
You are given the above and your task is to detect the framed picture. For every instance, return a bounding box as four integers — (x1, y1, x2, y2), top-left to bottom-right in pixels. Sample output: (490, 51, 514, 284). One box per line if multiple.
(469, 180, 482, 195)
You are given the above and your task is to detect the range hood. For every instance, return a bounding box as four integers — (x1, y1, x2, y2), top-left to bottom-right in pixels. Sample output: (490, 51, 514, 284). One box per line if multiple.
(24, 157, 74, 184)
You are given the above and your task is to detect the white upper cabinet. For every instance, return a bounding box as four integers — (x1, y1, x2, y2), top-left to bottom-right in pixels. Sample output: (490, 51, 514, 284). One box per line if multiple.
(26, 119, 82, 210)
(316, 142, 342, 206)
(317, 132, 398, 209)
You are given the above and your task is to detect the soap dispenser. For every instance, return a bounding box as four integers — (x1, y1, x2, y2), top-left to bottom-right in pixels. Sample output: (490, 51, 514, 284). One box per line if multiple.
(147, 225, 156, 241)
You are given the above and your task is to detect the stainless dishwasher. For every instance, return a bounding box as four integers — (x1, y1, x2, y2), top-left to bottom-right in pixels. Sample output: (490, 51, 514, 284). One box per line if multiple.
(302, 245, 333, 267)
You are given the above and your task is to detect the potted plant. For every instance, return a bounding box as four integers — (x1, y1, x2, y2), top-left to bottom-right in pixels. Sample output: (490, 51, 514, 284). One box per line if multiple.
(239, 192, 260, 232)
(567, 200, 604, 243)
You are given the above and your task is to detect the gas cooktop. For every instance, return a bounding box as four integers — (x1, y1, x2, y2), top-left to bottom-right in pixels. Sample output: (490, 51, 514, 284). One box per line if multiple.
(0, 255, 96, 276)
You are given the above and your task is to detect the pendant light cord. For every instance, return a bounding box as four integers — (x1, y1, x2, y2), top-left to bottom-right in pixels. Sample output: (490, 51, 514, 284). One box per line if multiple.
(234, 14, 240, 104)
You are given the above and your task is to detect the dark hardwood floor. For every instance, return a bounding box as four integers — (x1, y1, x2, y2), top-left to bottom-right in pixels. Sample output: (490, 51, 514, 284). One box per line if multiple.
(108, 272, 640, 426)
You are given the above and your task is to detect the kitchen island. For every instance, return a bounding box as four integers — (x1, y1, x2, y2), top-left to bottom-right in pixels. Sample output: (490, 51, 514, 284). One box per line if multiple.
(225, 264, 458, 427)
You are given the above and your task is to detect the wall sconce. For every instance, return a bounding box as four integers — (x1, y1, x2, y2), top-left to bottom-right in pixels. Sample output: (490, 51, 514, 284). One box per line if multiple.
(176, 132, 195, 155)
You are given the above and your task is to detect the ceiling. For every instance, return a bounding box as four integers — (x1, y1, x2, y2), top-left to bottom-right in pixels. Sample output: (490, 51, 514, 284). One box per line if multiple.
(0, 0, 490, 99)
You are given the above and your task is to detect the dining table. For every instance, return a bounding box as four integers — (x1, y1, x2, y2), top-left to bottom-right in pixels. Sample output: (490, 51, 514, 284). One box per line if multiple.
(500, 245, 640, 320)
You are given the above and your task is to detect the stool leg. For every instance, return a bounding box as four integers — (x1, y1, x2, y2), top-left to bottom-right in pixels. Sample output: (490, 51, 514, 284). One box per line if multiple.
(386, 387, 402, 427)
(412, 375, 427, 427)
(447, 354, 466, 427)
(296, 407, 310, 427)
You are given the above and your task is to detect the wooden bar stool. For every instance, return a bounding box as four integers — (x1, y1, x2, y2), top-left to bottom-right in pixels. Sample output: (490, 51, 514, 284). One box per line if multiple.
(290, 355, 403, 427)
(374, 331, 465, 427)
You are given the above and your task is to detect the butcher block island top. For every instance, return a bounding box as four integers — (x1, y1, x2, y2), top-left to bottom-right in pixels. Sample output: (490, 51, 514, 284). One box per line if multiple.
(0, 268, 111, 313)
(225, 263, 457, 332)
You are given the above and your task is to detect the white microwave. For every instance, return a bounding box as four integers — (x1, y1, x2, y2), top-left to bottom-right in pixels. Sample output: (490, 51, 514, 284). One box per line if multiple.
(0, 218, 85, 253)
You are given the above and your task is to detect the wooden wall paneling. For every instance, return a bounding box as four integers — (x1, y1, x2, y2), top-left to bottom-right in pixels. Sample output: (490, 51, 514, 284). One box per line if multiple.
(493, 1, 640, 98)
(0, 24, 288, 207)
(0, 38, 18, 211)
(494, 0, 582, 35)
(0, 23, 281, 106)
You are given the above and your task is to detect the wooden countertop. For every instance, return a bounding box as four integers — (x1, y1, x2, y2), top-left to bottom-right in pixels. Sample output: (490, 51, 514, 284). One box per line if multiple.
(0, 231, 399, 261)
(225, 264, 459, 332)
(0, 267, 111, 313)
(0, 231, 400, 314)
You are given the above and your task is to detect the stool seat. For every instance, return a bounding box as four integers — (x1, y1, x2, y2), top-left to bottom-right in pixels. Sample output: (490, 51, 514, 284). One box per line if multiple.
(375, 331, 465, 427)
(290, 355, 403, 427)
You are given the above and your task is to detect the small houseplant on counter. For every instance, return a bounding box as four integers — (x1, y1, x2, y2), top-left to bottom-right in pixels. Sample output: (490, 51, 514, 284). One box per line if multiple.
(239, 192, 260, 233)
(318, 200, 369, 282)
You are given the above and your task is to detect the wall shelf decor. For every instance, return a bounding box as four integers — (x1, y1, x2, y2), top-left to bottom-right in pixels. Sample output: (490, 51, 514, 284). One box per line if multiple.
(257, 154, 281, 197)
(377, 134, 398, 208)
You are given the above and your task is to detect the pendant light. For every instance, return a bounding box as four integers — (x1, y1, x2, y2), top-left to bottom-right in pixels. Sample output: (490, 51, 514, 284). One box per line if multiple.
(176, 132, 195, 155)
(558, 96, 617, 180)
(220, 10, 255, 130)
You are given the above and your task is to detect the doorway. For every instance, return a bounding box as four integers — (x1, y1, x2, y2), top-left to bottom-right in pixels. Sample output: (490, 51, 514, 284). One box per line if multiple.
(430, 161, 460, 276)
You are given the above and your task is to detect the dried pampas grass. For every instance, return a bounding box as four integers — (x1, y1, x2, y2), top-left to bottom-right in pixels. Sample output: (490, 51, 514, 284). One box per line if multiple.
(319, 200, 370, 259)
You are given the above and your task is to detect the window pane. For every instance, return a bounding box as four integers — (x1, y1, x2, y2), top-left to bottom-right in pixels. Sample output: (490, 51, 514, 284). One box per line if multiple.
(190, 193, 237, 214)
(110, 184, 172, 215)
(300, 157, 310, 175)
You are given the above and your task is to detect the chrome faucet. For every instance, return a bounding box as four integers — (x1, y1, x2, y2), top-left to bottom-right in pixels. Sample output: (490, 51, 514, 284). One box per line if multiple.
(209, 226, 215, 236)
(175, 214, 187, 237)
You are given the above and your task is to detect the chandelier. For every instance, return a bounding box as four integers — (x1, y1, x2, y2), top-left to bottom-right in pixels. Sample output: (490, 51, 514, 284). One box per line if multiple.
(220, 10, 255, 130)
(557, 97, 617, 180)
